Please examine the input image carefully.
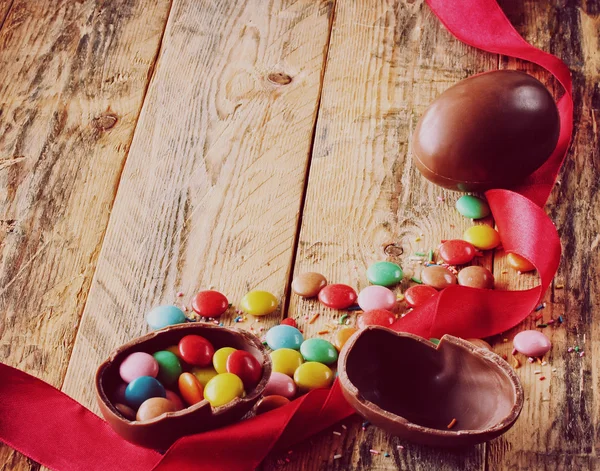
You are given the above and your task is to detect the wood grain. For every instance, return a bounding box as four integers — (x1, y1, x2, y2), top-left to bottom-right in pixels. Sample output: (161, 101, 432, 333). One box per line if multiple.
(0, 0, 172, 469)
(0, 1, 12, 31)
(61, 0, 335, 412)
(264, 1, 496, 469)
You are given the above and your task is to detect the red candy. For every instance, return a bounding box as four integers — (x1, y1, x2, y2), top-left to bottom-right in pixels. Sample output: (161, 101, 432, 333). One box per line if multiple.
(438, 239, 477, 265)
(280, 318, 297, 328)
(318, 284, 357, 310)
(404, 285, 438, 308)
(357, 309, 395, 329)
(178, 335, 215, 367)
(191, 290, 229, 318)
(226, 350, 262, 390)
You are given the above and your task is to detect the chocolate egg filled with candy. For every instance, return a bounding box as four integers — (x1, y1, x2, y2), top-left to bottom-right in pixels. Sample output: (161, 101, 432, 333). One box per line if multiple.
(412, 70, 560, 191)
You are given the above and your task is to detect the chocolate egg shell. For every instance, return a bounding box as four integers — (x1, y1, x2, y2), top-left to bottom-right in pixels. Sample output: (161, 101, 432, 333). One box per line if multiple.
(413, 70, 560, 191)
(95, 323, 271, 449)
(338, 327, 523, 447)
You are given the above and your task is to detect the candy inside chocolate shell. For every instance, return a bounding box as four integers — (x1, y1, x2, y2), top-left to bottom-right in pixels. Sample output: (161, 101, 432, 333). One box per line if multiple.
(338, 327, 523, 447)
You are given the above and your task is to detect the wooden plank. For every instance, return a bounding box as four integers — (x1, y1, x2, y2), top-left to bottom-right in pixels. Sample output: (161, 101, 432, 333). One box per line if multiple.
(0, 1, 12, 30)
(268, 1, 497, 469)
(488, 0, 600, 469)
(61, 0, 335, 414)
(0, 0, 172, 468)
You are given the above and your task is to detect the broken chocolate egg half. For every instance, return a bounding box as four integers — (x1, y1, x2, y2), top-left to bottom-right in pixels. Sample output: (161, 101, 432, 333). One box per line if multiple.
(338, 327, 523, 447)
(95, 323, 271, 449)
(412, 70, 560, 191)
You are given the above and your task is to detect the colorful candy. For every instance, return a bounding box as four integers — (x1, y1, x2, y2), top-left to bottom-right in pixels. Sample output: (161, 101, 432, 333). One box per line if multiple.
(146, 305, 187, 330)
(457, 265, 494, 289)
(152, 351, 182, 386)
(357, 285, 396, 311)
(334, 327, 358, 351)
(114, 403, 136, 420)
(165, 390, 185, 410)
(119, 352, 159, 383)
(191, 290, 229, 318)
(293, 362, 334, 392)
(125, 376, 166, 409)
(226, 350, 263, 390)
(513, 330, 551, 357)
(265, 325, 304, 350)
(421, 266, 457, 290)
(204, 373, 244, 407)
(357, 309, 395, 329)
(404, 285, 438, 308)
(136, 397, 178, 421)
(212, 347, 237, 373)
(438, 239, 477, 265)
(291, 272, 327, 298)
(463, 225, 501, 250)
(506, 253, 536, 272)
(191, 366, 218, 386)
(300, 338, 338, 365)
(366, 261, 403, 287)
(318, 284, 357, 309)
(263, 372, 297, 399)
(255, 395, 290, 415)
(178, 335, 215, 367)
(455, 195, 491, 219)
(280, 318, 297, 327)
(239, 290, 278, 316)
(178, 372, 204, 405)
(270, 348, 304, 376)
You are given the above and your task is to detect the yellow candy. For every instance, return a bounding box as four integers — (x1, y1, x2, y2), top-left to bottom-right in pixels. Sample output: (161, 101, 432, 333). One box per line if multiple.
(191, 366, 218, 386)
(463, 225, 501, 250)
(334, 327, 358, 352)
(165, 345, 182, 358)
(240, 290, 278, 316)
(204, 373, 244, 407)
(270, 348, 304, 377)
(506, 253, 535, 272)
(293, 362, 333, 392)
(212, 347, 237, 374)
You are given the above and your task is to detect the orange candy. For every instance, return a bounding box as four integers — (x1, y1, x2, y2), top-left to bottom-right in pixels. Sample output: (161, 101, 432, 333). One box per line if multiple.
(178, 372, 204, 405)
(506, 253, 536, 272)
(334, 327, 358, 351)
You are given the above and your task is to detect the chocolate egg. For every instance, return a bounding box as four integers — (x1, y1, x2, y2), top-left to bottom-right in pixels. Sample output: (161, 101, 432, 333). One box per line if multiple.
(95, 323, 271, 449)
(412, 70, 560, 191)
(338, 327, 523, 447)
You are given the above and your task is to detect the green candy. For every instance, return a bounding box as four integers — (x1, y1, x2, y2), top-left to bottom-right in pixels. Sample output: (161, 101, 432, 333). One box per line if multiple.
(455, 195, 491, 219)
(299, 338, 338, 365)
(366, 261, 403, 287)
(429, 338, 440, 345)
(153, 350, 182, 386)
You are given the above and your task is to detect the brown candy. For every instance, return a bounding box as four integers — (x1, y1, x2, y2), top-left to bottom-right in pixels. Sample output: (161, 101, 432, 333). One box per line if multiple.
(291, 272, 327, 298)
(115, 403, 136, 421)
(136, 397, 178, 422)
(338, 327, 523, 447)
(458, 265, 494, 289)
(421, 266, 457, 290)
(412, 70, 560, 191)
(254, 395, 290, 415)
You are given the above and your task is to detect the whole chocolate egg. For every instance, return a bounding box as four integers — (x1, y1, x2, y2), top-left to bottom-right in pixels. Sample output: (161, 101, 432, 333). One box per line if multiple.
(412, 70, 560, 191)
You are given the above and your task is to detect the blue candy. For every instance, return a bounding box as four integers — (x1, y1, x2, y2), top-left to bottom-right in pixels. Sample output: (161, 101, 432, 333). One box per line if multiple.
(146, 305, 186, 330)
(265, 325, 304, 350)
(124, 376, 166, 409)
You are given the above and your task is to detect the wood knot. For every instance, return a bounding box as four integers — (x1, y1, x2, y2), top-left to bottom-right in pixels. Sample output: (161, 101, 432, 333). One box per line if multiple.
(383, 243, 403, 257)
(267, 72, 292, 85)
(93, 113, 118, 131)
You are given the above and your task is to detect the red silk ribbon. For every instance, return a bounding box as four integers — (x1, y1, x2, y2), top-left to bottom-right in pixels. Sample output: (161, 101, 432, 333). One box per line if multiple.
(0, 1, 573, 470)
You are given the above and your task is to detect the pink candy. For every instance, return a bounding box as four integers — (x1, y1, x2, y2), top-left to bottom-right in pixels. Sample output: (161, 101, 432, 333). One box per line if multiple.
(263, 372, 297, 399)
(119, 352, 159, 383)
(357, 285, 396, 312)
(513, 330, 552, 357)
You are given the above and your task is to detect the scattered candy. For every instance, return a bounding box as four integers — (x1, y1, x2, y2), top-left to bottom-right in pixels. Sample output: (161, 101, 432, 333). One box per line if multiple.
(240, 290, 279, 316)
(318, 284, 358, 310)
(334, 327, 358, 351)
(457, 265, 494, 289)
(455, 195, 490, 219)
(404, 285, 438, 307)
(191, 290, 229, 318)
(421, 265, 457, 290)
(293, 362, 334, 392)
(506, 253, 536, 272)
(513, 330, 552, 357)
(263, 372, 297, 399)
(204, 373, 244, 407)
(438, 239, 478, 265)
(357, 309, 395, 329)
(146, 305, 186, 330)
(366, 261, 403, 287)
(270, 348, 304, 376)
(357, 285, 396, 311)
(291, 272, 327, 298)
(447, 418, 457, 429)
(300, 338, 338, 365)
(280, 318, 297, 327)
(463, 225, 501, 250)
(265, 325, 304, 350)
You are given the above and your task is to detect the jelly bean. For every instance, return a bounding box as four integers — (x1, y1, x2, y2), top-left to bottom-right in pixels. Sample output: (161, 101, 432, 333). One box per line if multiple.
(318, 284, 357, 310)
(463, 225, 501, 250)
(114, 403, 136, 420)
(239, 290, 279, 317)
(507, 253, 535, 272)
(265, 325, 304, 350)
(280, 318, 297, 328)
(366, 261, 403, 286)
(136, 397, 178, 421)
(291, 272, 327, 298)
(293, 362, 333, 392)
(191, 366, 218, 386)
(430, 338, 440, 345)
(204, 373, 244, 407)
(421, 265, 457, 290)
(270, 348, 304, 376)
(178, 335, 215, 367)
(334, 327, 358, 351)
(513, 330, 551, 357)
(226, 350, 262, 390)
(255, 395, 290, 415)
(165, 390, 185, 410)
(458, 265, 494, 289)
(357, 285, 396, 311)
(212, 347, 237, 373)
(125, 376, 166, 409)
(466, 339, 492, 350)
(152, 351, 182, 386)
(404, 285, 438, 307)
(191, 290, 229, 318)
(438, 239, 477, 265)
(456, 195, 491, 219)
(119, 352, 159, 384)
(165, 345, 182, 359)
(146, 305, 186, 330)
(263, 372, 297, 398)
(300, 338, 338, 365)
(357, 309, 395, 329)
(178, 372, 204, 406)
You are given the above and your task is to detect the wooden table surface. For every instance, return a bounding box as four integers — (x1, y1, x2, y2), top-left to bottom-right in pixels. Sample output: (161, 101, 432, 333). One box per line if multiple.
(1, 0, 598, 469)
